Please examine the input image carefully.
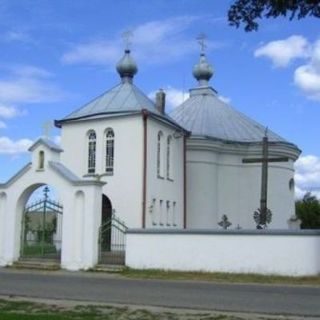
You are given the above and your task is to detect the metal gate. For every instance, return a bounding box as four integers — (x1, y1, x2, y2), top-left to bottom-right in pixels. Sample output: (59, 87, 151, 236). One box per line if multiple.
(21, 187, 63, 259)
(99, 214, 127, 265)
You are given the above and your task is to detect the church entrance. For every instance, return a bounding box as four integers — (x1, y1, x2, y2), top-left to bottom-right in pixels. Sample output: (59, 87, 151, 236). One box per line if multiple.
(20, 186, 63, 260)
(99, 195, 127, 265)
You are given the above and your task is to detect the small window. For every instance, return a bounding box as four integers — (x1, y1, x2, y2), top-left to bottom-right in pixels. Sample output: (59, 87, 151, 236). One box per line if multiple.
(289, 178, 295, 191)
(38, 151, 45, 170)
(105, 128, 114, 174)
(166, 135, 172, 180)
(88, 130, 96, 174)
(157, 131, 164, 178)
(166, 200, 170, 226)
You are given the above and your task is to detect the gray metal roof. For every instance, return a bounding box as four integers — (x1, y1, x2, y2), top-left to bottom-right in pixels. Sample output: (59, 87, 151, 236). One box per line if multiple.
(60, 82, 160, 121)
(29, 138, 63, 153)
(170, 86, 291, 144)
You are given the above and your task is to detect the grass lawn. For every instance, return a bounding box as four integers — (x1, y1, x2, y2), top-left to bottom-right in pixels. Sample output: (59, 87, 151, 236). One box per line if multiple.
(120, 268, 320, 286)
(0, 298, 302, 320)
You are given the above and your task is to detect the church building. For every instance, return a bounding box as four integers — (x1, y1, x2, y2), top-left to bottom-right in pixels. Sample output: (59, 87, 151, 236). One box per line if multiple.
(0, 45, 300, 270)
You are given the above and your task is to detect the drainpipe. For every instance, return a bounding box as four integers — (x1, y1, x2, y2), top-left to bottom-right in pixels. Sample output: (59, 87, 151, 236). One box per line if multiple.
(142, 109, 148, 228)
(183, 134, 187, 229)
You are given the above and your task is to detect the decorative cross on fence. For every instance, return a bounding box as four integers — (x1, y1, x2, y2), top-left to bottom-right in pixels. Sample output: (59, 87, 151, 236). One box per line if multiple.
(242, 129, 289, 228)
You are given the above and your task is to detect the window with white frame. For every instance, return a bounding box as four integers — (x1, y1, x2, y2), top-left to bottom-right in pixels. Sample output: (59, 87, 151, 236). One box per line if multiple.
(105, 128, 114, 174)
(157, 131, 164, 178)
(166, 135, 173, 180)
(88, 130, 96, 174)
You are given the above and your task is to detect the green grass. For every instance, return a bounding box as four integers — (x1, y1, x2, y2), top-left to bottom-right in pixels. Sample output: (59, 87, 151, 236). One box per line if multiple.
(0, 298, 294, 320)
(120, 268, 320, 286)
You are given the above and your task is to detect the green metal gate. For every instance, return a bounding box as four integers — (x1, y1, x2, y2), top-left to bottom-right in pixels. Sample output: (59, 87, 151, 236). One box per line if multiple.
(99, 214, 127, 265)
(21, 187, 63, 259)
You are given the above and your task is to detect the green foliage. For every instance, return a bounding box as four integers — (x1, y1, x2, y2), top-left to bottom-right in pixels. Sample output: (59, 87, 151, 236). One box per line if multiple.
(228, 0, 320, 31)
(296, 192, 320, 229)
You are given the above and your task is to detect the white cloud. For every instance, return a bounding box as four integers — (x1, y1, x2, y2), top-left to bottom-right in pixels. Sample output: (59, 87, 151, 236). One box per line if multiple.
(295, 155, 320, 199)
(254, 35, 309, 67)
(0, 65, 64, 104)
(148, 87, 188, 112)
(62, 16, 220, 67)
(294, 40, 320, 101)
(1, 31, 33, 43)
(0, 121, 6, 129)
(0, 104, 25, 119)
(0, 136, 33, 154)
(218, 95, 231, 104)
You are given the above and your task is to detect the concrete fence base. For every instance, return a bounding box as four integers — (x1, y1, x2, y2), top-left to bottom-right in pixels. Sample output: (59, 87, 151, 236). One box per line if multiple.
(126, 229, 320, 276)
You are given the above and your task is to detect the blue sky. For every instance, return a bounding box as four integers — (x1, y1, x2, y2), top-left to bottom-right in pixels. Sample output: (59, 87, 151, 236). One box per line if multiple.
(0, 0, 319, 198)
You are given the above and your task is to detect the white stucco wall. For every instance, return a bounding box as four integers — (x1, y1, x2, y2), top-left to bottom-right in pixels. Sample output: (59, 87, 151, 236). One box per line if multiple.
(0, 143, 104, 271)
(126, 230, 320, 276)
(186, 139, 298, 229)
(60, 115, 144, 228)
(145, 118, 184, 228)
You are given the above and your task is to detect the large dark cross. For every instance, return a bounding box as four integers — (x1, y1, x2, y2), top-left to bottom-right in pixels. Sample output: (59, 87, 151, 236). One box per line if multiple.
(242, 130, 289, 227)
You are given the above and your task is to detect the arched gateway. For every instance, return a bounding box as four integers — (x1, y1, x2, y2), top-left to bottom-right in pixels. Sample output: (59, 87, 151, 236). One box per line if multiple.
(0, 138, 105, 270)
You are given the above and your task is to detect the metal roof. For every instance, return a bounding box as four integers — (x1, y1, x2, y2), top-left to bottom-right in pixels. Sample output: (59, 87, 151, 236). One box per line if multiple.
(60, 82, 159, 121)
(28, 137, 63, 153)
(170, 86, 292, 144)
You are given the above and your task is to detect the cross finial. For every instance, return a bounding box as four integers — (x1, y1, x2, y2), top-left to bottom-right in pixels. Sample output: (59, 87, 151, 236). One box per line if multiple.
(122, 30, 133, 50)
(196, 33, 207, 54)
(42, 120, 53, 138)
(264, 126, 268, 138)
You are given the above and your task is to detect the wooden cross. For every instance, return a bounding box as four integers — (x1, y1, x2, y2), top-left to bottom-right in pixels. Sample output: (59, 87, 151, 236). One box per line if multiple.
(42, 120, 53, 138)
(242, 129, 289, 227)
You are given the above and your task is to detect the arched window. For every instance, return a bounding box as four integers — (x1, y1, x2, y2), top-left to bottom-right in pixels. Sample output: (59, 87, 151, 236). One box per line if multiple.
(87, 130, 96, 174)
(38, 150, 45, 170)
(105, 128, 114, 174)
(166, 135, 172, 180)
(157, 131, 164, 177)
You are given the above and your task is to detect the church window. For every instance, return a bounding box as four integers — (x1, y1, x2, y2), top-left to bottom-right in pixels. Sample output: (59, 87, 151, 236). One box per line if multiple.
(289, 178, 295, 191)
(172, 201, 177, 226)
(87, 130, 96, 174)
(166, 135, 173, 180)
(159, 200, 163, 225)
(157, 131, 164, 178)
(38, 151, 45, 170)
(105, 128, 114, 174)
(166, 200, 170, 226)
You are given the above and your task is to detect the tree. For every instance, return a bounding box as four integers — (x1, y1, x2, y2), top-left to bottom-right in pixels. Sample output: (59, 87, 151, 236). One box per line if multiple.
(295, 192, 320, 229)
(228, 0, 320, 31)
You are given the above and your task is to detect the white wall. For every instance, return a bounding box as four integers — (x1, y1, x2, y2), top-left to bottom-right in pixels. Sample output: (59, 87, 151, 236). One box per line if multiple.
(61, 115, 144, 228)
(145, 118, 184, 228)
(186, 139, 298, 229)
(126, 230, 320, 276)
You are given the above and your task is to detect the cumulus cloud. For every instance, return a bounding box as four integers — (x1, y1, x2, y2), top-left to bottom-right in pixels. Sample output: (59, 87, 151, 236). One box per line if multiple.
(254, 35, 309, 67)
(148, 87, 188, 112)
(255, 35, 320, 101)
(294, 40, 320, 101)
(295, 155, 320, 199)
(218, 95, 231, 104)
(0, 104, 25, 118)
(0, 136, 33, 154)
(0, 65, 65, 104)
(62, 16, 220, 67)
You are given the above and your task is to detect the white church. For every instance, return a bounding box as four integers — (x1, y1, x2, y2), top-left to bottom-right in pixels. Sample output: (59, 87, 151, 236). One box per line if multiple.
(0, 44, 305, 272)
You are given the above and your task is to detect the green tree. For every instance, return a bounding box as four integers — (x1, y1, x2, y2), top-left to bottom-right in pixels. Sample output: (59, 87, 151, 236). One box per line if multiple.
(295, 192, 320, 229)
(228, 0, 320, 31)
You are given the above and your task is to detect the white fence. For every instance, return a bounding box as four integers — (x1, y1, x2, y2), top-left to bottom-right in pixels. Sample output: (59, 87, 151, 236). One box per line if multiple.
(126, 229, 320, 276)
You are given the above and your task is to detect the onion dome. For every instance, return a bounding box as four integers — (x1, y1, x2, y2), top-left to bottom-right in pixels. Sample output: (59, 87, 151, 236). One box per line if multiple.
(192, 53, 213, 86)
(116, 49, 138, 83)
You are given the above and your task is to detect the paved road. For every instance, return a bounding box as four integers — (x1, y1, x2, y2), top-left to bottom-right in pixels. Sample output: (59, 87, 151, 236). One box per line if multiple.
(0, 268, 319, 317)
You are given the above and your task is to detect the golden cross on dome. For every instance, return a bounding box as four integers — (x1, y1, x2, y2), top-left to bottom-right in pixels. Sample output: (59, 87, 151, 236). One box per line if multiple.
(122, 30, 133, 50)
(196, 33, 207, 54)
